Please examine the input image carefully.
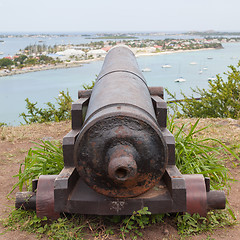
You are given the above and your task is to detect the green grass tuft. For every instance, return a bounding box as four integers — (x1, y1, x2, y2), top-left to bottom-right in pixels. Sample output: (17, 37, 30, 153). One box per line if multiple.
(9, 140, 63, 195)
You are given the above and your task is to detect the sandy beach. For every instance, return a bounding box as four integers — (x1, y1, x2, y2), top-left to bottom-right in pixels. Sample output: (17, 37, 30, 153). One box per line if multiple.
(0, 59, 98, 77)
(135, 47, 215, 58)
(0, 48, 215, 77)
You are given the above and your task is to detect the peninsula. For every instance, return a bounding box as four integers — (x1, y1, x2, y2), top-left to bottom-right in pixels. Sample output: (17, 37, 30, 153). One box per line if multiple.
(0, 36, 236, 77)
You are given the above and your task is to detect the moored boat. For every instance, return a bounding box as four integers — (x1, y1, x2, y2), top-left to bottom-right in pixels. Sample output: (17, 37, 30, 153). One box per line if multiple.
(162, 64, 172, 68)
(208, 77, 216, 81)
(141, 67, 151, 72)
(175, 77, 186, 82)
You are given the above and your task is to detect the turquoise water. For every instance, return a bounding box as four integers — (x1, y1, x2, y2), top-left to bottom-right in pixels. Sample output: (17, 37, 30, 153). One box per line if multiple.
(138, 43, 239, 97)
(0, 43, 239, 125)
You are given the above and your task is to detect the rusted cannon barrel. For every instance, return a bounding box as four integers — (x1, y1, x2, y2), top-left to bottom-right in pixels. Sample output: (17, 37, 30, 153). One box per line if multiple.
(74, 46, 168, 198)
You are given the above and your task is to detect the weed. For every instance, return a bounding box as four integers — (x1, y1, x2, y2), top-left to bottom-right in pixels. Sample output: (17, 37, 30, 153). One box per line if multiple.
(82, 80, 95, 90)
(168, 116, 238, 190)
(20, 90, 73, 124)
(176, 210, 236, 237)
(119, 207, 165, 239)
(1, 209, 86, 239)
(0, 126, 7, 140)
(0, 122, 7, 127)
(18, 148, 28, 154)
(9, 140, 63, 194)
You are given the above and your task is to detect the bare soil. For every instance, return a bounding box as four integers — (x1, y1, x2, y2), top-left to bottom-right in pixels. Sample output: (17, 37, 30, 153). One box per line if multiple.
(0, 118, 239, 240)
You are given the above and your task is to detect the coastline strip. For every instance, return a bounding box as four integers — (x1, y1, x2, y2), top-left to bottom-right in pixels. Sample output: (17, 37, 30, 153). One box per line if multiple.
(0, 48, 215, 78)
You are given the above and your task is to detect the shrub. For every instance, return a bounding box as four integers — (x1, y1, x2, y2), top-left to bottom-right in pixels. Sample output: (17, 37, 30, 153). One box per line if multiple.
(168, 61, 240, 119)
(82, 80, 95, 90)
(19, 90, 73, 124)
(168, 117, 238, 190)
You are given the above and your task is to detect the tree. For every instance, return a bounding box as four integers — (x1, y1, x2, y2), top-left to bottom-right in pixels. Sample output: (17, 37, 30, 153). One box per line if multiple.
(14, 55, 27, 64)
(0, 58, 13, 68)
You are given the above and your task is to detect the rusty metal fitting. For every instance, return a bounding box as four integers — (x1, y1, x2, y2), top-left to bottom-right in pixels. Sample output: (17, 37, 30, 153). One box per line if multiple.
(36, 175, 60, 219)
(184, 174, 226, 216)
(207, 190, 226, 210)
(108, 145, 137, 182)
(15, 191, 36, 210)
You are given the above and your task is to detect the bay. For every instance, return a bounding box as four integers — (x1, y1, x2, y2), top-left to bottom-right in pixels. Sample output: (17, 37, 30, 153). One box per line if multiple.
(0, 42, 239, 126)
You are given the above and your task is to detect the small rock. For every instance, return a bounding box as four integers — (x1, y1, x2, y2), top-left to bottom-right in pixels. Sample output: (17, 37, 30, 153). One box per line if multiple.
(42, 136, 54, 141)
(163, 228, 169, 236)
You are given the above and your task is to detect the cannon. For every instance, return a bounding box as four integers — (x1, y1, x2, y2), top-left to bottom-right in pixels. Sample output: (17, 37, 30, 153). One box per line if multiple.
(16, 46, 226, 219)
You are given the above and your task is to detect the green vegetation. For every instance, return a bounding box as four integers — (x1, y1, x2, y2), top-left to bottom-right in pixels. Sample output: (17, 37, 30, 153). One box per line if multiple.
(0, 58, 13, 68)
(0, 122, 7, 127)
(82, 80, 95, 90)
(176, 211, 235, 236)
(3, 115, 237, 239)
(9, 140, 63, 195)
(19, 79, 96, 124)
(168, 61, 240, 119)
(0, 54, 62, 70)
(2, 207, 235, 239)
(90, 35, 137, 39)
(187, 31, 240, 36)
(20, 90, 73, 124)
(2, 210, 87, 239)
(118, 207, 164, 239)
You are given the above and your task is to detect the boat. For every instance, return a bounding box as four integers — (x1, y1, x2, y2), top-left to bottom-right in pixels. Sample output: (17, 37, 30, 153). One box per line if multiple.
(162, 64, 172, 68)
(207, 57, 213, 59)
(190, 62, 197, 65)
(203, 67, 208, 70)
(198, 70, 203, 74)
(0, 52, 3, 55)
(141, 68, 151, 72)
(175, 77, 186, 82)
(208, 77, 216, 81)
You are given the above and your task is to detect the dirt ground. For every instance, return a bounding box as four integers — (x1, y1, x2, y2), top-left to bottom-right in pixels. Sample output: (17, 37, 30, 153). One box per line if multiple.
(0, 118, 239, 240)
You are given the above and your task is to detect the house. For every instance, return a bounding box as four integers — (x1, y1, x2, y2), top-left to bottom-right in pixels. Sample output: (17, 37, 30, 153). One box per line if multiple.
(87, 49, 107, 58)
(56, 49, 85, 57)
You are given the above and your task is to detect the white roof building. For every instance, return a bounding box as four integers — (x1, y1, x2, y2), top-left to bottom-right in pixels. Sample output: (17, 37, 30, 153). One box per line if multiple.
(56, 49, 85, 57)
(87, 49, 107, 58)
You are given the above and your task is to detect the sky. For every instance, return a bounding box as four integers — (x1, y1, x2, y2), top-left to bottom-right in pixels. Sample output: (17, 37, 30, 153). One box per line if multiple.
(0, 0, 240, 33)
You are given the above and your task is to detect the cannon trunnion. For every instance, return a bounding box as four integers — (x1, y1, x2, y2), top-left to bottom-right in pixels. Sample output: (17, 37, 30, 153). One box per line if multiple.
(16, 46, 225, 219)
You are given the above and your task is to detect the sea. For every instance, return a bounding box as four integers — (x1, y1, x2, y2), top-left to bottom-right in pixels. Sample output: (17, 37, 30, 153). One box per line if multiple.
(0, 33, 240, 126)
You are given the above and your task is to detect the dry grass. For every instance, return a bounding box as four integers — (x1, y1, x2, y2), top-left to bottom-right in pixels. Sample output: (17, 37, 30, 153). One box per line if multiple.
(174, 118, 240, 146)
(0, 121, 71, 143)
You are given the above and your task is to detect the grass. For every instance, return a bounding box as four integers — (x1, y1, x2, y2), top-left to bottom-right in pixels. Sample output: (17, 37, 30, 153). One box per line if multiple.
(1, 209, 87, 239)
(9, 140, 63, 194)
(176, 210, 236, 237)
(168, 117, 239, 190)
(2, 116, 239, 239)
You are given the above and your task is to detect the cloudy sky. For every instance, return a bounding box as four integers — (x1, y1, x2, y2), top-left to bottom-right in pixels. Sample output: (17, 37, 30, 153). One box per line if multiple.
(0, 0, 239, 32)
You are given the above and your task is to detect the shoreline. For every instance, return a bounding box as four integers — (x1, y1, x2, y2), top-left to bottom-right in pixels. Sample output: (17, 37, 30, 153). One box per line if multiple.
(135, 47, 215, 57)
(0, 48, 216, 77)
